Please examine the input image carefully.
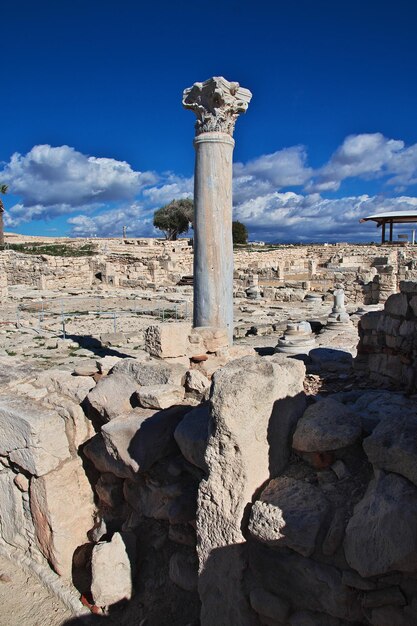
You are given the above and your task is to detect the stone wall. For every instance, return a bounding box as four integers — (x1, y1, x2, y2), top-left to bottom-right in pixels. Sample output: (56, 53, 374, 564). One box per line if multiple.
(355, 280, 417, 392)
(3, 241, 417, 303)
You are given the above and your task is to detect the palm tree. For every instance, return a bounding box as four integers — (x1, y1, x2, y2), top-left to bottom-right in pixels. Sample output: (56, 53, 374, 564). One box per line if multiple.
(0, 184, 7, 247)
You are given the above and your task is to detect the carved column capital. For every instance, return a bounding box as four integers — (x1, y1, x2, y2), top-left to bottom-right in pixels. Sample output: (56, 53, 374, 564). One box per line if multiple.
(183, 76, 252, 137)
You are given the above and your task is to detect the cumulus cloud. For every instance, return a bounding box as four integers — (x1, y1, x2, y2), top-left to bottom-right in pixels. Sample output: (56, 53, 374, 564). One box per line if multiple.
(68, 203, 156, 238)
(233, 146, 312, 203)
(234, 192, 417, 242)
(308, 133, 417, 192)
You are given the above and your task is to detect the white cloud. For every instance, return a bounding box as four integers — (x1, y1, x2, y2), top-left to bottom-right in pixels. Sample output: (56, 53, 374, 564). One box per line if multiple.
(68, 203, 156, 238)
(308, 133, 417, 192)
(233, 146, 312, 203)
(0, 144, 158, 223)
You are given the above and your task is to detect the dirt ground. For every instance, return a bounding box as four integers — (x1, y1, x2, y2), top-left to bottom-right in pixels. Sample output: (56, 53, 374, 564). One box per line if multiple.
(0, 554, 75, 626)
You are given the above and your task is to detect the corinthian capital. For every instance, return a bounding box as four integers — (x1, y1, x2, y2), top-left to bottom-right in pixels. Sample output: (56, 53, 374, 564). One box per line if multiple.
(183, 76, 252, 137)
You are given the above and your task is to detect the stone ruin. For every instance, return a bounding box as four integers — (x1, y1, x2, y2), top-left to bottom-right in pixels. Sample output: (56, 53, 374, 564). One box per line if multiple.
(1, 78, 417, 626)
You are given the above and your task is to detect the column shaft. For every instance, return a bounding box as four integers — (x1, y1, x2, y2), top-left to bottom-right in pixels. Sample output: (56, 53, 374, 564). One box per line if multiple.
(193, 132, 235, 342)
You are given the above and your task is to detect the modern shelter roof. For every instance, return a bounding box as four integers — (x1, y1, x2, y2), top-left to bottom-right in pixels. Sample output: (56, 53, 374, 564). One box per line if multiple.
(360, 211, 417, 224)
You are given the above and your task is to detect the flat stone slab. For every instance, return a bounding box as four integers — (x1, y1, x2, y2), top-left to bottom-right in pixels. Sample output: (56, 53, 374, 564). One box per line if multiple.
(293, 398, 362, 453)
(248, 476, 329, 557)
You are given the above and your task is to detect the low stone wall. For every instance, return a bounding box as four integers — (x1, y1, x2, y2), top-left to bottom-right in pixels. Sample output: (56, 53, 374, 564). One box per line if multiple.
(3, 241, 417, 303)
(355, 280, 417, 392)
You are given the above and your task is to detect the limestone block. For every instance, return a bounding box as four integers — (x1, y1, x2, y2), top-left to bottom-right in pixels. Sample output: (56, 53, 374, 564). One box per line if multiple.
(91, 532, 133, 607)
(30, 456, 95, 578)
(197, 355, 306, 626)
(83, 434, 132, 479)
(112, 357, 187, 387)
(137, 384, 185, 410)
(102, 405, 192, 473)
(45, 392, 94, 451)
(97, 355, 123, 375)
(184, 369, 210, 399)
(292, 398, 362, 453)
(248, 476, 329, 557)
(384, 292, 409, 317)
(250, 547, 362, 622)
(189, 327, 229, 353)
(34, 369, 95, 404)
(363, 413, 417, 486)
(73, 361, 99, 377)
(169, 551, 198, 591)
(0, 470, 28, 549)
(145, 323, 192, 358)
(123, 474, 196, 523)
(86, 373, 139, 422)
(100, 332, 127, 347)
(174, 403, 210, 470)
(0, 396, 70, 476)
(344, 472, 417, 577)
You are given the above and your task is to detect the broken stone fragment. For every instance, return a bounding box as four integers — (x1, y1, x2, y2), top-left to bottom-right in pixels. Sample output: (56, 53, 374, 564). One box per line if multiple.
(136, 384, 185, 410)
(91, 532, 133, 607)
(145, 323, 192, 358)
(292, 398, 362, 453)
(112, 357, 187, 387)
(86, 373, 139, 422)
(184, 369, 210, 399)
(248, 476, 329, 557)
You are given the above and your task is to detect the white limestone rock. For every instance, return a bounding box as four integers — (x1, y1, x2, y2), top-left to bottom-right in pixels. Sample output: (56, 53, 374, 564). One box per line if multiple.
(174, 403, 209, 470)
(0, 470, 29, 550)
(86, 373, 139, 422)
(292, 398, 362, 453)
(145, 323, 192, 358)
(184, 369, 210, 399)
(197, 355, 306, 626)
(0, 396, 70, 476)
(33, 369, 95, 404)
(248, 476, 329, 557)
(30, 456, 95, 578)
(112, 357, 187, 387)
(91, 532, 133, 607)
(363, 413, 417, 486)
(137, 384, 185, 410)
(344, 471, 417, 577)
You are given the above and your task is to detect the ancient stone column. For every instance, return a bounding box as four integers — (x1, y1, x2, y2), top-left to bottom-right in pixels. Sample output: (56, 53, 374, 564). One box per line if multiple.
(183, 77, 252, 343)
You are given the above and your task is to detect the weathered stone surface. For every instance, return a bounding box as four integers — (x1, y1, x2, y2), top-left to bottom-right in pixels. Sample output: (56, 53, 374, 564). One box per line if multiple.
(83, 433, 132, 479)
(250, 545, 362, 622)
(189, 327, 229, 353)
(174, 403, 209, 470)
(30, 456, 95, 578)
(124, 474, 196, 523)
(86, 373, 139, 422)
(97, 355, 123, 375)
(34, 369, 95, 403)
(184, 369, 210, 399)
(0, 396, 70, 476)
(137, 384, 185, 410)
(102, 405, 191, 473)
(0, 470, 28, 549)
(292, 398, 362, 453)
(91, 532, 133, 607)
(46, 392, 94, 451)
(145, 323, 192, 358)
(249, 588, 290, 623)
(169, 551, 198, 591)
(73, 361, 98, 377)
(248, 476, 329, 557)
(100, 332, 127, 347)
(363, 413, 417, 486)
(384, 292, 408, 317)
(112, 357, 186, 387)
(197, 355, 305, 626)
(344, 472, 417, 577)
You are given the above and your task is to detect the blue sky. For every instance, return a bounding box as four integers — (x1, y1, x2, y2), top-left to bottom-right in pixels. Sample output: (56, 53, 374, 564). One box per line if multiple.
(1, 0, 417, 242)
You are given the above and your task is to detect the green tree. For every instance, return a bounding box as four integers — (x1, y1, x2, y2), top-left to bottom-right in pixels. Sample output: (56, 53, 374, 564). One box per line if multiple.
(232, 220, 248, 244)
(153, 198, 194, 240)
(0, 184, 8, 247)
